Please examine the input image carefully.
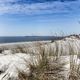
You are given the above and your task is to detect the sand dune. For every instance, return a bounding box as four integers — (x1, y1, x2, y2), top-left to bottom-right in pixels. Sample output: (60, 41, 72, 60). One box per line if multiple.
(0, 35, 80, 80)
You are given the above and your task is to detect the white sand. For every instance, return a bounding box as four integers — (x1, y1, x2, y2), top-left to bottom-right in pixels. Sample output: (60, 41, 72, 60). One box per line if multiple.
(0, 41, 51, 46)
(0, 36, 80, 79)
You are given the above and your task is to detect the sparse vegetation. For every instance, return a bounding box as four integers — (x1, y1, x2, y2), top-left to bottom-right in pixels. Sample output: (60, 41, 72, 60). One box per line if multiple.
(0, 35, 80, 80)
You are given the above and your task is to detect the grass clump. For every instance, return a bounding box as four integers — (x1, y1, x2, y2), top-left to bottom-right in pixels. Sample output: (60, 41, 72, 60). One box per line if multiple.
(28, 49, 67, 80)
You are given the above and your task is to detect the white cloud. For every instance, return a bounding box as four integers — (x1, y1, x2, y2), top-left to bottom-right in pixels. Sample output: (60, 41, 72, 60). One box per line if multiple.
(0, 0, 80, 15)
(0, 0, 18, 3)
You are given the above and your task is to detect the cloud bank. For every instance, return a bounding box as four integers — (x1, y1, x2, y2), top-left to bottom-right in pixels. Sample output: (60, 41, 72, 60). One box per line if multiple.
(0, 0, 80, 15)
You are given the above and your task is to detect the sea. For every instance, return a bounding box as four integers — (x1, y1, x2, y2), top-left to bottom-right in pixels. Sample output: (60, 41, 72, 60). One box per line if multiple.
(0, 36, 63, 43)
(0, 36, 56, 43)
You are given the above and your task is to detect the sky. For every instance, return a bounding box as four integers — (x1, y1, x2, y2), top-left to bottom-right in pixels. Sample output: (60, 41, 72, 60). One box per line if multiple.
(0, 0, 80, 36)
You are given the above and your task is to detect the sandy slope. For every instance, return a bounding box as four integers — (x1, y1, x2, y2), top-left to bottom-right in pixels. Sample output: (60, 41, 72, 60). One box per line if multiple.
(0, 35, 80, 80)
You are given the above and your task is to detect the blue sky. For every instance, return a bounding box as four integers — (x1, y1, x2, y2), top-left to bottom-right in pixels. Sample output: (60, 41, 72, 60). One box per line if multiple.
(0, 0, 80, 36)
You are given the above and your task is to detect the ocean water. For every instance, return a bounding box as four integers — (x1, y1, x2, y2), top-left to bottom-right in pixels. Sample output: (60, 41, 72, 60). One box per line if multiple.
(0, 36, 62, 43)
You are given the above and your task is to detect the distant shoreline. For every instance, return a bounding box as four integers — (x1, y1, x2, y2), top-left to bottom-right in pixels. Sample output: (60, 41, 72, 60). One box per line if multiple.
(0, 40, 51, 47)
